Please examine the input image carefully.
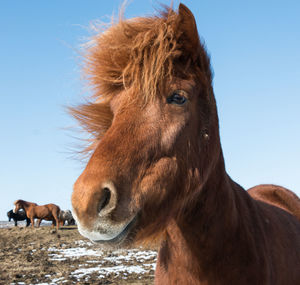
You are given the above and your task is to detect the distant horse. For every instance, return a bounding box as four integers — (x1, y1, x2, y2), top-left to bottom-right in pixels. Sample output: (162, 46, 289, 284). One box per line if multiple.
(70, 4, 300, 285)
(248, 184, 300, 221)
(59, 210, 75, 226)
(7, 209, 31, 227)
(14, 200, 60, 230)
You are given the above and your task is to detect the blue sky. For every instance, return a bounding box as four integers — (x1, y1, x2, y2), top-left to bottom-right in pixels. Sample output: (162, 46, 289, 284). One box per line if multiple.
(0, 1, 299, 220)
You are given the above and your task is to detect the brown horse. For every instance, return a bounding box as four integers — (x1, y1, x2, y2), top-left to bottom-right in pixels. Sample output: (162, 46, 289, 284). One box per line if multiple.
(14, 200, 60, 230)
(248, 184, 300, 221)
(70, 4, 300, 285)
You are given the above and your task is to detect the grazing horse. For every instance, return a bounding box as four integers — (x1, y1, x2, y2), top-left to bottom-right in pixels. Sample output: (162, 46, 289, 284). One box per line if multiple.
(7, 209, 31, 227)
(70, 4, 300, 285)
(14, 200, 60, 230)
(59, 210, 75, 226)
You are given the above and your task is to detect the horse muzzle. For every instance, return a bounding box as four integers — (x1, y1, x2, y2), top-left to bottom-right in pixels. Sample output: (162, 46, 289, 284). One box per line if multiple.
(72, 180, 138, 246)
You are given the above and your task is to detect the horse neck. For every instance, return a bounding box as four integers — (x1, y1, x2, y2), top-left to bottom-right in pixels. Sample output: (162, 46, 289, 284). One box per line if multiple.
(181, 151, 240, 238)
(156, 152, 263, 284)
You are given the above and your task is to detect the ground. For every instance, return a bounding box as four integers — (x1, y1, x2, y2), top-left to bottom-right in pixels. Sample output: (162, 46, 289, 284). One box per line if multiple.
(0, 226, 156, 284)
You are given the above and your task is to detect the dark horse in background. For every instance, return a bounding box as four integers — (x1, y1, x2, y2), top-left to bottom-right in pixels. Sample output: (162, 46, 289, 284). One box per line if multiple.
(14, 200, 60, 230)
(7, 209, 31, 227)
(70, 3, 300, 285)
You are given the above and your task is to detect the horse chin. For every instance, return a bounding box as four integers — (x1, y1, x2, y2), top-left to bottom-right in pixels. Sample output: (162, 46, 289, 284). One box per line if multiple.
(76, 214, 139, 248)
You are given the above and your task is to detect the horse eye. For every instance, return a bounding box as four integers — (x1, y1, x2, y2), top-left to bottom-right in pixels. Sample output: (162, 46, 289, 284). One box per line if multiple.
(167, 91, 187, 105)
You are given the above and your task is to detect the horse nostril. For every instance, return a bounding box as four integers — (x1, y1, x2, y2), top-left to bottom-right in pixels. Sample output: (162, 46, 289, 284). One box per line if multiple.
(98, 187, 111, 213)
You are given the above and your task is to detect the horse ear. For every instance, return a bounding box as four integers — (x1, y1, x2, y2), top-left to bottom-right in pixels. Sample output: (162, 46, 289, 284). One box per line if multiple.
(178, 3, 200, 60)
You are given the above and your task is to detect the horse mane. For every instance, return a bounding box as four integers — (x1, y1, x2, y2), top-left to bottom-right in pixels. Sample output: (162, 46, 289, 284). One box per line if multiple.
(14, 200, 37, 206)
(14, 199, 26, 205)
(70, 6, 213, 156)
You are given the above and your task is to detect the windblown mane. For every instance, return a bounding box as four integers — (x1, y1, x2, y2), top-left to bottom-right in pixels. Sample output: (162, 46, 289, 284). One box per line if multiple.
(14, 200, 36, 207)
(70, 6, 213, 155)
(14, 199, 25, 205)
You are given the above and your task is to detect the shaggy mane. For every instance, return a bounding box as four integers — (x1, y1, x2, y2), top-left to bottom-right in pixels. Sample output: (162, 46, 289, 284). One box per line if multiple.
(70, 6, 213, 155)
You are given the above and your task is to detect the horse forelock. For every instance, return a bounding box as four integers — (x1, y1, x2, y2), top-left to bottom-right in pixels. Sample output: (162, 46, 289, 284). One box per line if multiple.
(85, 8, 180, 100)
(70, 5, 213, 156)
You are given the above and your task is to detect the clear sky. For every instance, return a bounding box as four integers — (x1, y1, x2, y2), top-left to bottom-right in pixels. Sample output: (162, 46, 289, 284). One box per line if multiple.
(0, 1, 299, 220)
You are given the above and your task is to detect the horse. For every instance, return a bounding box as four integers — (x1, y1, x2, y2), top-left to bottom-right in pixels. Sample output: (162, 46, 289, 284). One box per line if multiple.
(70, 4, 300, 284)
(14, 200, 60, 230)
(248, 184, 300, 221)
(7, 209, 31, 227)
(59, 210, 75, 226)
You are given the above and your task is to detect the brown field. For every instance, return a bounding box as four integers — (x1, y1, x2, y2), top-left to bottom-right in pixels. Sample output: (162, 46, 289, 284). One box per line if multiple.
(0, 225, 156, 285)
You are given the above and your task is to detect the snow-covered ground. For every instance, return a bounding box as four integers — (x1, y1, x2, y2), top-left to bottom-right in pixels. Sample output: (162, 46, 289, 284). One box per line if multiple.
(47, 240, 157, 283)
(2, 226, 156, 284)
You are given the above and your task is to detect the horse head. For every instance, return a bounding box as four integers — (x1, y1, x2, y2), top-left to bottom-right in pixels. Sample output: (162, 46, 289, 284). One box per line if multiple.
(13, 200, 24, 213)
(71, 4, 221, 246)
(7, 210, 13, 221)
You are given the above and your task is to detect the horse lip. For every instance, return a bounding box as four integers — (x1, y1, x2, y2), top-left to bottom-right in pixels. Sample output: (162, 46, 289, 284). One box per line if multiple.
(92, 215, 138, 244)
